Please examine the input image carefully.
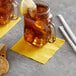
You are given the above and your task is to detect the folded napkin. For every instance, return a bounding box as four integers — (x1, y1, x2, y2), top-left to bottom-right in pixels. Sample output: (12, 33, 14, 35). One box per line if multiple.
(0, 17, 21, 38)
(11, 37, 65, 64)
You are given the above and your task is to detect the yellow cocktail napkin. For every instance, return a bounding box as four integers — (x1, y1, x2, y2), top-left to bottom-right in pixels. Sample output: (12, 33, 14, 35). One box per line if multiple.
(11, 37, 65, 64)
(0, 17, 21, 38)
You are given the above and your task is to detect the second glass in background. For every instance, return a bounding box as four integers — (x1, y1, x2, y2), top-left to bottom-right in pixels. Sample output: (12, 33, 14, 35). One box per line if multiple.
(0, 0, 19, 25)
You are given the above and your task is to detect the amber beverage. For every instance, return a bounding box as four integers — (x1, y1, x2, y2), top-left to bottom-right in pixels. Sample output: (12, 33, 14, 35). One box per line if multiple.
(0, 0, 19, 25)
(24, 1, 56, 47)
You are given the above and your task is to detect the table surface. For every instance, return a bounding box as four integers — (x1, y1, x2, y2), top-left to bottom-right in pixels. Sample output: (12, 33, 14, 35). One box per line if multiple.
(0, 0, 76, 76)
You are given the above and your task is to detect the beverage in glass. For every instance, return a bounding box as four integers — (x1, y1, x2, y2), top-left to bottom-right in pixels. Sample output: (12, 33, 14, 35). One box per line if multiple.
(24, 0, 56, 47)
(0, 0, 19, 25)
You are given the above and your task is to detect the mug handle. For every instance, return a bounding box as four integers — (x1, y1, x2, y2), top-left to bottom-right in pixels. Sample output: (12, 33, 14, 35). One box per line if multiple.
(48, 23, 56, 43)
(12, 1, 19, 20)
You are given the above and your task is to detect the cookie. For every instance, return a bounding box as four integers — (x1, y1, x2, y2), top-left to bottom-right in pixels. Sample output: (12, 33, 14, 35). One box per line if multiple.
(0, 44, 7, 58)
(0, 56, 9, 76)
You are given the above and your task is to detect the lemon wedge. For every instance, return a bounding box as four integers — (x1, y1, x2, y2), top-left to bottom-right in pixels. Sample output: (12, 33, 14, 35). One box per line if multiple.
(20, 0, 36, 16)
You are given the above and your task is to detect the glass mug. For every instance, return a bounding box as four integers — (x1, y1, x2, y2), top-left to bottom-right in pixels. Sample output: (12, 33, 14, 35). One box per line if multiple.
(24, 0, 56, 47)
(0, 0, 19, 25)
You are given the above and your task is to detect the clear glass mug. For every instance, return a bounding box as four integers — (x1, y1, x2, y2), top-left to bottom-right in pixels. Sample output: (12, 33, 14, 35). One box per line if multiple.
(0, 0, 19, 25)
(24, 0, 56, 47)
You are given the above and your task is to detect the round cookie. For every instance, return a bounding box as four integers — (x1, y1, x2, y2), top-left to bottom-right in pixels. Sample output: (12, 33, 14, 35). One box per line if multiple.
(0, 44, 7, 58)
(0, 56, 9, 76)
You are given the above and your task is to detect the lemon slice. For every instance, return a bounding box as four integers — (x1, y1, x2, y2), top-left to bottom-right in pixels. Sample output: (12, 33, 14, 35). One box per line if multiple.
(20, 0, 36, 16)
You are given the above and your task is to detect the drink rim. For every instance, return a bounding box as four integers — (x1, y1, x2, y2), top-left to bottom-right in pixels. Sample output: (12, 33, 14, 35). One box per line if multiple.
(34, 0, 51, 15)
